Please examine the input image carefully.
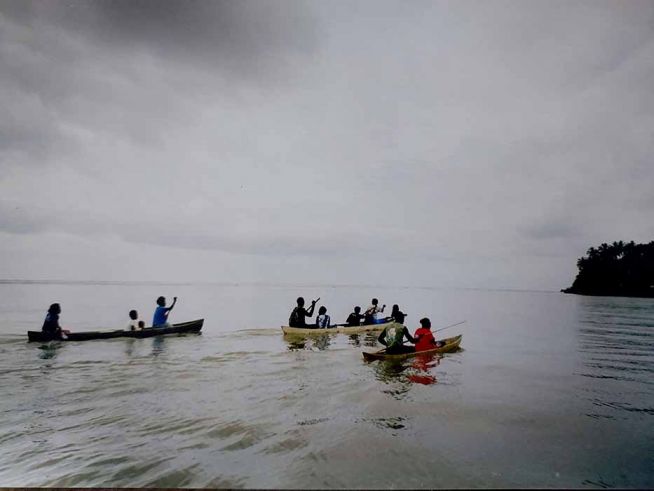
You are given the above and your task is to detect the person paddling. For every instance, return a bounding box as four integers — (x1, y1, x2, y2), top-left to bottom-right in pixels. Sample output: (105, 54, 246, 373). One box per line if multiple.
(413, 317, 446, 352)
(346, 306, 364, 326)
(288, 297, 319, 328)
(378, 322, 415, 354)
(364, 298, 386, 324)
(42, 303, 69, 339)
(152, 296, 177, 328)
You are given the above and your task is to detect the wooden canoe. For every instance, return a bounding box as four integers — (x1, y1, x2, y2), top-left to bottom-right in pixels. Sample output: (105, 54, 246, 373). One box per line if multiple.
(27, 319, 204, 343)
(362, 334, 462, 361)
(281, 320, 399, 335)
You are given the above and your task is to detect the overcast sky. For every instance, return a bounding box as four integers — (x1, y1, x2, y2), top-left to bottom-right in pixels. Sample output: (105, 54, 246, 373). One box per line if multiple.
(1, 0, 653, 290)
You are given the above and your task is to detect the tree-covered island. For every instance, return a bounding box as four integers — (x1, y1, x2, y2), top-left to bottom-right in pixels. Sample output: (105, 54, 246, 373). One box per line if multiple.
(562, 241, 654, 298)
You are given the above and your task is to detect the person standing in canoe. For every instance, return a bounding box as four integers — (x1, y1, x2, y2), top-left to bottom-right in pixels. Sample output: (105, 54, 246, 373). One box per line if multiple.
(346, 306, 364, 326)
(42, 303, 70, 339)
(152, 296, 177, 328)
(378, 322, 415, 354)
(364, 298, 385, 324)
(413, 318, 446, 351)
(289, 297, 319, 328)
(315, 306, 331, 328)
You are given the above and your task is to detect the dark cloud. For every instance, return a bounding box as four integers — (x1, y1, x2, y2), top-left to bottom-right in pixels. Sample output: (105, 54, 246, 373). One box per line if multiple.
(1, 0, 319, 71)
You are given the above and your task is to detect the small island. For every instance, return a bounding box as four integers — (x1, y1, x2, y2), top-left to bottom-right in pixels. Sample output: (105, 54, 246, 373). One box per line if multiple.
(562, 241, 654, 298)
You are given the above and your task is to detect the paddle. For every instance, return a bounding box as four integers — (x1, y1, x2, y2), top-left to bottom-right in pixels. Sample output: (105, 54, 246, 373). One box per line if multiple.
(433, 320, 467, 333)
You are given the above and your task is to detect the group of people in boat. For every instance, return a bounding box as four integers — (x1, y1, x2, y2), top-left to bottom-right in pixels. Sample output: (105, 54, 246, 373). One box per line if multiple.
(288, 297, 401, 329)
(288, 296, 444, 354)
(41, 296, 178, 339)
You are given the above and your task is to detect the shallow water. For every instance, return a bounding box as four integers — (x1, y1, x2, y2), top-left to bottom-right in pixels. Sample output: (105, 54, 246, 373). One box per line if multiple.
(0, 283, 652, 488)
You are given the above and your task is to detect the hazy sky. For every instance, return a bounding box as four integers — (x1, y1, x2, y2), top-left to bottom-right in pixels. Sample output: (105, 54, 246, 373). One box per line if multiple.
(1, 0, 653, 290)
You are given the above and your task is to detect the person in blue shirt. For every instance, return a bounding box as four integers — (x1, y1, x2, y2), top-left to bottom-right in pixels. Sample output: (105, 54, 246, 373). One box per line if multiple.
(152, 296, 177, 327)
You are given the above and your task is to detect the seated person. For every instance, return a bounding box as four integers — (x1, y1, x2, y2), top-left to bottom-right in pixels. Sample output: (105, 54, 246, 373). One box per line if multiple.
(42, 303, 65, 339)
(378, 322, 415, 354)
(413, 318, 446, 351)
(288, 297, 319, 328)
(346, 306, 364, 326)
(127, 310, 144, 331)
(316, 306, 331, 328)
(152, 296, 177, 328)
(390, 304, 406, 324)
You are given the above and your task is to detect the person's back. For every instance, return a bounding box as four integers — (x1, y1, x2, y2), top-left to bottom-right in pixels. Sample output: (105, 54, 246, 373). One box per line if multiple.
(42, 303, 61, 337)
(289, 297, 318, 328)
(379, 323, 415, 354)
(346, 306, 363, 326)
(316, 306, 331, 328)
(127, 309, 141, 331)
(413, 318, 444, 351)
(414, 326, 435, 351)
(152, 296, 177, 327)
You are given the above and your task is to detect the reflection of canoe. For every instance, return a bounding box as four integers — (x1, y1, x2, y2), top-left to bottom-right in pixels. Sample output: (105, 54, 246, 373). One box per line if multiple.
(27, 319, 204, 342)
(362, 334, 462, 361)
(281, 320, 398, 335)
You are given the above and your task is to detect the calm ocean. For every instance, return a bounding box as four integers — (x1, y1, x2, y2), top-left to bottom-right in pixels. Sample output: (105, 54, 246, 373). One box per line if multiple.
(0, 282, 652, 488)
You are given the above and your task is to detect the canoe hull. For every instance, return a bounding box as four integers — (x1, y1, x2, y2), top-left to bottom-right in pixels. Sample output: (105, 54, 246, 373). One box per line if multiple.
(27, 319, 204, 343)
(282, 320, 399, 335)
(362, 334, 462, 361)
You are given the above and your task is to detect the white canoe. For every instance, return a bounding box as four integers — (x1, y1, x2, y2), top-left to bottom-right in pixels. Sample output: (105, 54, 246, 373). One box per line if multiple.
(281, 320, 400, 335)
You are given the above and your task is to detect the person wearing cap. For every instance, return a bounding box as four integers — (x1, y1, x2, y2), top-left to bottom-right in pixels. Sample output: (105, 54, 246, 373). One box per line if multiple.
(413, 317, 446, 352)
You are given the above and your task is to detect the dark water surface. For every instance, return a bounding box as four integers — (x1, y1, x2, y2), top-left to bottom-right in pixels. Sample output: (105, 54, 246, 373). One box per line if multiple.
(0, 283, 652, 488)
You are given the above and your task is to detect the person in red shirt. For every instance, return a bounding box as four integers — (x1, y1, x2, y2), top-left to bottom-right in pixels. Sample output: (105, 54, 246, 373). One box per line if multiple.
(413, 318, 446, 352)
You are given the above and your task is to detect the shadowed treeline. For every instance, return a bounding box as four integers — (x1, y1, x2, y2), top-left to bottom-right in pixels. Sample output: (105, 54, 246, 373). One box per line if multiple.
(563, 241, 654, 298)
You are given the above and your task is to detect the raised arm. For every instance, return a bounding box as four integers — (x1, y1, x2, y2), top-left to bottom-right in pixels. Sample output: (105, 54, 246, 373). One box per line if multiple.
(167, 297, 178, 312)
(306, 298, 319, 317)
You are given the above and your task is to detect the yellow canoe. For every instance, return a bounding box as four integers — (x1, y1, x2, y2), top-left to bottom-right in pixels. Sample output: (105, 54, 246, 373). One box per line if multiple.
(281, 320, 399, 335)
(362, 334, 463, 361)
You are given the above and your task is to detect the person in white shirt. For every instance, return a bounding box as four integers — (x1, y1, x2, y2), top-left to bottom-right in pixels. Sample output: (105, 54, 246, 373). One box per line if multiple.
(316, 306, 331, 328)
(364, 298, 385, 324)
(127, 310, 144, 331)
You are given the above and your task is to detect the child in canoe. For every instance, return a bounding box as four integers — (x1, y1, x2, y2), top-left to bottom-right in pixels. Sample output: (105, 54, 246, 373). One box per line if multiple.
(316, 306, 331, 328)
(127, 310, 145, 331)
(413, 318, 446, 351)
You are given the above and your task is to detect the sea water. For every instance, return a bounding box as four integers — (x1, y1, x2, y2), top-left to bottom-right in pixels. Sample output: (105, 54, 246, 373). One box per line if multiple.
(0, 282, 652, 488)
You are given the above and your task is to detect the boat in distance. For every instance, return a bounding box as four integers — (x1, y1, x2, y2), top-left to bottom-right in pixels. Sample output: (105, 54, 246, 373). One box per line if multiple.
(362, 334, 463, 361)
(27, 319, 204, 342)
(281, 319, 400, 335)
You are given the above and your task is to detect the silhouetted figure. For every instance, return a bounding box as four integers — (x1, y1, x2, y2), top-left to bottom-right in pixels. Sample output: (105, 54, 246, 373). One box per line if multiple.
(42, 303, 63, 339)
(390, 304, 406, 324)
(316, 306, 331, 328)
(289, 297, 318, 328)
(152, 296, 177, 327)
(364, 298, 386, 324)
(346, 306, 364, 326)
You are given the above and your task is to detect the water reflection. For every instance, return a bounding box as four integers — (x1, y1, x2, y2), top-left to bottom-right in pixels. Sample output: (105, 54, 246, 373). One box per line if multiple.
(152, 336, 166, 356)
(37, 342, 61, 360)
(371, 351, 444, 395)
(283, 333, 334, 351)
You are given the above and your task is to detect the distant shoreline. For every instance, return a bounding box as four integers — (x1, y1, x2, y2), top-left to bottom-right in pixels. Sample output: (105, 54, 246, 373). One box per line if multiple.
(561, 288, 654, 299)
